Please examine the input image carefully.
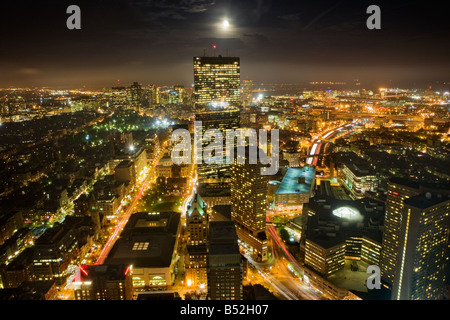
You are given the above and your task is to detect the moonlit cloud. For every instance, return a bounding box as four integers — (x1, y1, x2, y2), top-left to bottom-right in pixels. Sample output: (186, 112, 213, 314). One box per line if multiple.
(0, 0, 448, 88)
(17, 68, 41, 75)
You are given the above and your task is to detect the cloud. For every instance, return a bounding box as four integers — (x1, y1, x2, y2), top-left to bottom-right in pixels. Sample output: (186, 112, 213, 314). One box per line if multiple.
(277, 13, 301, 22)
(197, 37, 245, 50)
(243, 33, 271, 46)
(252, 0, 271, 20)
(17, 68, 41, 75)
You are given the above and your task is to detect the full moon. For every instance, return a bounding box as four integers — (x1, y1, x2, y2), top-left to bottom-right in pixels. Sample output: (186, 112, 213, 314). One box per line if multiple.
(221, 19, 230, 30)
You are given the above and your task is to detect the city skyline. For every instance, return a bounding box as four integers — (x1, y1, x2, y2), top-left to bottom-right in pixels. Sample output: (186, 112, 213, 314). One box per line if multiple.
(1, 0, 450, 305)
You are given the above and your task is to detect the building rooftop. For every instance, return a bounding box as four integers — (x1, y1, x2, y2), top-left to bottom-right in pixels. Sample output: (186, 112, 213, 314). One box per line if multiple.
(123, 211, 180, 235)
(211, 205, 232, 221)
(198, 183, 231, 197)
(404, 193, 450, 210)
(276, 166, 315, 195)
(343, 162, 375, 177)
(208, 221, 240, 256)
(186, 193, 207, 217)
(0, 281, 55, 300)
(106, 234, 176, 269)
(105, 212, 180, 269)
(305, 195, 385, 245)
(116, 159, 133, 168)
(80, 264, 130, 282)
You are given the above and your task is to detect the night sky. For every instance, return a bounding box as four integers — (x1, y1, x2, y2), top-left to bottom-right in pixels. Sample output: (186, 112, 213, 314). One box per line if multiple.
(1, 0, 449, 89)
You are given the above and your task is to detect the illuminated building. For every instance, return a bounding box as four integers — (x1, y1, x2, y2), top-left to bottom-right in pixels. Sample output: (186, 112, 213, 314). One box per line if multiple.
(338, 161, 378, 199)
(193, 56, 241, 108)
(32, 223, 78, 286)
(0, 247, 35, 289)
(184, 244, 208, 289)
(110, 86, 128, 109)
(274, 166, 316, 213)
(198, 183, 231, 210)
(155, 155, 173, 178)
(230, 151, 268, 262)
(0, 228, 33, 266)
(114, 159, 136, 184)
(126, 82, 143, 111)
(193, 55, 241, 183)
(0, 211, 24, 246)
(392, 193, 450, 300)
(184, 193, 209, 288)
(105, 211, 181, 290)
(186, 193, 208, 246)
(304, 195, 384, 275)
(195, 108, 241, 183)
(0, 281, 57, 300)
(305, 239, 346, 275)
(169, 85, 186, 105)
(74, 264, 133, 300)
(361, 236, 382, 267)
(73, 194, 91, 217)
(380, 178, 421, 285)
(241, 79, 253, 110)
(113, 147, 147, 181)
(207, 221, 243, 300)
(95, 193, 120, 219)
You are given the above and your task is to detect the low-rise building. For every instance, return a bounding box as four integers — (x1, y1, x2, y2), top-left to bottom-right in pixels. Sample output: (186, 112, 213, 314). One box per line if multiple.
(105, 211, 181, 290)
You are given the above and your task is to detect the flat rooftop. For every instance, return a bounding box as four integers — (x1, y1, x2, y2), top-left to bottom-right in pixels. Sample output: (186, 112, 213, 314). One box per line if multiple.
(405, 193, 450, 210)
(276, 166, 315, 195)
(117, 160, 133, 168)
(123, 211, 180, 236)
(105, 234, 176, 269)
(105, 211, 180, 269)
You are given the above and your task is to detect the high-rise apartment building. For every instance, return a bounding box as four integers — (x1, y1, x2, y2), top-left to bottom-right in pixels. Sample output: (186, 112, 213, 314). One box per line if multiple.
(392, 193, 450, 300)
(230, 151, 268, 262)
(127, 82, 144, 111)
(207, 221, 243, 300)
(381, 178, 421, 285)
(241, 79, 253, 110)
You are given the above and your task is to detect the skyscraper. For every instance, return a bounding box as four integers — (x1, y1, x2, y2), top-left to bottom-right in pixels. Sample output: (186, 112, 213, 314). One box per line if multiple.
(230, 151, 268, 262)
(241, 79, 253, 110)
(193, 55, 241, 183)
(193, 56, 241, 109)
(126, 82, 143, 111)
(207, 221, 243, 300)
(392, 193, 450, 300)
(380, 178, 421, 285)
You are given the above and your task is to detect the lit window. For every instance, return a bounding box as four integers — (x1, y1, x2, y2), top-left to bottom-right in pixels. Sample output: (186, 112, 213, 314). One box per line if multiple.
(132, 242, 149, 251)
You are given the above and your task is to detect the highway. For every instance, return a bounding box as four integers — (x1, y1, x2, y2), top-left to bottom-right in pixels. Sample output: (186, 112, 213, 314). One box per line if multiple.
(266, 221, 320, 300)
(306, 120, 361, 166)
(241, 215, 321, 300)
